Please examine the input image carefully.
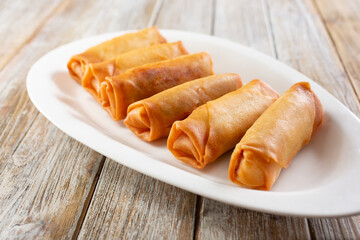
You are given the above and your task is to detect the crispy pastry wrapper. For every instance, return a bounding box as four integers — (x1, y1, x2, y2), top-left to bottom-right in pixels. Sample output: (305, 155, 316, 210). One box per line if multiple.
(167, 79, 279, 169)
(82, 42, 188, 103)
(67, 27, 166, 83)
(124, 73, 243, 141)
(228, 82, 323, 191)
(100, 52, 214, 121)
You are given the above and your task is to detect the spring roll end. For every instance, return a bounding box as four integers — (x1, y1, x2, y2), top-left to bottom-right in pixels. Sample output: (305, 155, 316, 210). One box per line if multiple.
(124, 105, 152, 141)
(100, 80, 124, 121)
(230, 148, 282, 191)
(168, 124, 204, 169)
(67, 57, 84, 84)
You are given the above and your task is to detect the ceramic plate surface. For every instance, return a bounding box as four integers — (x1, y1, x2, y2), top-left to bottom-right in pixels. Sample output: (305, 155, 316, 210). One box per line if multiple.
(27, 29, 360, 217)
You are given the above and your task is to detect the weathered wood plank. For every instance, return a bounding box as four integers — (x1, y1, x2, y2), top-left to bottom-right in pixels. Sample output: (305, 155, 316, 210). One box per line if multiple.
(314, 0, 360, 101)
(267, 0, 360, 116)
(0, 114, 105, 239)
(308, 217, 360, 239)
(0, 0, 159, 238)
(303, 0, 360, 237)
(156, 0, 214, 33)
(196, 198, 310, 240)
(267, 0, 360, 238)
(213, 0, 275, 56)
(77, 0, 215, 238)
(78, 160, 197, 239)
(0, 0, 160, 163)
(0, 0, 65, 71)
(1, 0, 359, 239)
(195, 1, 311, 239)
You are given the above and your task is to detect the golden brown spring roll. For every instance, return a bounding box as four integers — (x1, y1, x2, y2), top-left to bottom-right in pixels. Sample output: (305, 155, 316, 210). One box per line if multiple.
(67, 27, 167, 83)
(124, 74, 243, 141)
(100, 52, 214, 121)
(82, 42, 188, 103)
(167, 79, 279, 169)
(228, 82, 323, 191)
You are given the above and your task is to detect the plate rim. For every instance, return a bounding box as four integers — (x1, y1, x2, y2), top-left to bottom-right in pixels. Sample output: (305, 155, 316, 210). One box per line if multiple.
(26, 29, 360, 217)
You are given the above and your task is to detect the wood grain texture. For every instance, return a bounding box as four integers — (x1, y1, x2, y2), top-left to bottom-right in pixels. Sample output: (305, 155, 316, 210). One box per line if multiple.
(314, 0, 360, 101)
(267, 0, 360, 116)
(0, 0, 159, 175)
(77, 0, 213, 238)
(0, 0, 359, 239)
(213, 0, 275, 56)
(0, 0, 64, 71)
(195, 1, 311, 239)
(196, 198, 310, 240)
(1, 0, 156, 171)
(0, 0, 158, 238)
(78, 160, 197, 239)
(266, 0, 360, 238)
(156, 0, 214, 33)
(0, 114, 104, 239)
(308, 218, 360, 239)
(61, 0, 159, 38)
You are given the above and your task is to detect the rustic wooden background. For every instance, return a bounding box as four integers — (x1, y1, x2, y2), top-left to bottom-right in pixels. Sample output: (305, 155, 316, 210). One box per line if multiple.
(1, 0, 360, 239)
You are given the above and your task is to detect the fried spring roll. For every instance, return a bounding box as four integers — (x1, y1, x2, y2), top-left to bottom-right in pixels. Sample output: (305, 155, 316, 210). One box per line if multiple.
(100, 52, 214, 121)
(228, 82, 323, 191)
(167, 79, 279, 168)
(67, 27, 167, 83)
(124, 74, 243, 141)
(82, 42, 188, 102)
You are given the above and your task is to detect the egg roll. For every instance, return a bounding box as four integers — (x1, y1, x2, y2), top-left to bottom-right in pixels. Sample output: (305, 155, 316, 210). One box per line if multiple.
(67, 26, 166, 83)
(82, 42, 188, 102)
(167, 79, 279, 169)
(125, 74, 243, 141)
(100, 52, 214, 121)
(228, 82, 323, 191)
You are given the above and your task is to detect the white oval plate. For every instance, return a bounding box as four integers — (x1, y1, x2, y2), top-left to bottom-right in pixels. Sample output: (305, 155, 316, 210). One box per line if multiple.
(27, 30, 360, 217)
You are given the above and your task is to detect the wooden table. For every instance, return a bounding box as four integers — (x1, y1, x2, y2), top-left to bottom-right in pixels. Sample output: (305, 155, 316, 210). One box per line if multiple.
(1, 0, 360, 239)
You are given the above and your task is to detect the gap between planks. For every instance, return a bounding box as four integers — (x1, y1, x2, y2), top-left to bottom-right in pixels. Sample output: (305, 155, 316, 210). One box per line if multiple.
(262, 0, 278, 58)
(311, 0, 360, 103)
(147, 0, 164, 27)
(193, 196, 203, 240)
(306, 218, 315, 240)
(8, 111, 39, 159)
(71, 156, 106, 240)
(2, 91, 40, 160)
(210, 0, 216, 35)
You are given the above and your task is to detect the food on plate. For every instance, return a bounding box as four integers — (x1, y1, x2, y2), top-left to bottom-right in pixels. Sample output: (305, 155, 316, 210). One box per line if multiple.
(67, 26, 166, 83)
(228, 82, 323, 191)
(124, 73, 243, 141)
(82, 41, 188, 102)
(100, 52, 214, 121)
(167, 79, 279, 169)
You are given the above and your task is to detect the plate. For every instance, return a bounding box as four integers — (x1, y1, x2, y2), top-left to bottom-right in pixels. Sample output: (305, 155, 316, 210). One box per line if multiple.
(27, 29, 360, 217)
